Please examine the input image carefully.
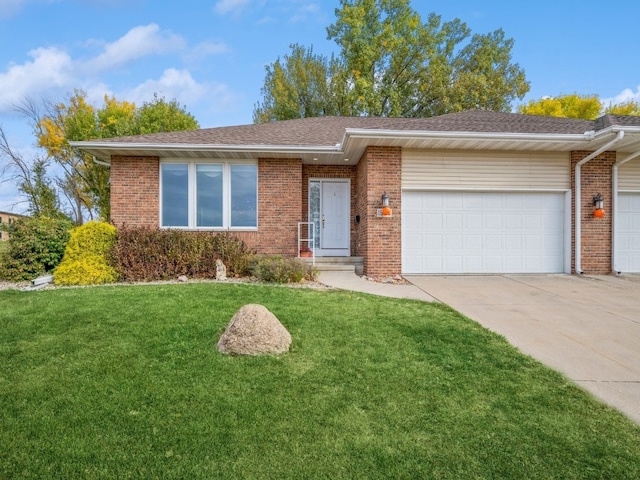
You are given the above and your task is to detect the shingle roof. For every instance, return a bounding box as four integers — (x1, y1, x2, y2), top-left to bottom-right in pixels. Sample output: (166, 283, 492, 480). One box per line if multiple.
(92, 110, 629, 147)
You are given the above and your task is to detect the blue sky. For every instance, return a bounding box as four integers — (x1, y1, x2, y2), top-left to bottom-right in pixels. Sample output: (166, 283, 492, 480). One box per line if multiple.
(1, 0, 640, 213)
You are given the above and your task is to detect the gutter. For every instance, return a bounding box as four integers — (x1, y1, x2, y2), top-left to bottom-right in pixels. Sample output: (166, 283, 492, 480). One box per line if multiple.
(69, 140, 342, 156)
(93, 157, 111, 167)
(574, 130, 625, 274)
(341, 128, 590, 150)
(611, 147, 640, 273)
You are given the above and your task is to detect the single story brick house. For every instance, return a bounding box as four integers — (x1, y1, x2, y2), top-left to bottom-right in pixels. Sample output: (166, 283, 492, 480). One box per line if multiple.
(72, 110, 640, 277)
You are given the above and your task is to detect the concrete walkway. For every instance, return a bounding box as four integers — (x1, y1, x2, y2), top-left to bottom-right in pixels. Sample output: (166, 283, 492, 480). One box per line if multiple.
(317, 271, 436, 302)
(318, 271, 640, 424)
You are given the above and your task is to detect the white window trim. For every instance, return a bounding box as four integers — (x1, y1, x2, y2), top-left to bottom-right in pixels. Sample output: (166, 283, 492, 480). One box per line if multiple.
(160, 158, 258, 231)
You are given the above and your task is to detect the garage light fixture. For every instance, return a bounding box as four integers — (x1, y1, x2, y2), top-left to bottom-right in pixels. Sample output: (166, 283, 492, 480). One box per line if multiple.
(378, 191, 392, 217)
(593, 193, 605, 218)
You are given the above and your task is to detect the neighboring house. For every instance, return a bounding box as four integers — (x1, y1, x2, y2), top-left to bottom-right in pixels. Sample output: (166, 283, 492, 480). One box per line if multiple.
(71, 110, 640, 277)
(0, 211, 27, 242)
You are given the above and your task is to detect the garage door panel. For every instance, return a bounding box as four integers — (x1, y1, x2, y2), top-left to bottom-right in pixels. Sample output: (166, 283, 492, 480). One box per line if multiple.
(485, 215, 502, 229)
(504, 235, 522, 249)
(466, 214, 482, 229)
(445, 195, 463, 208)
(425, 213, 443, 228)
(402, 191, 566, 274)
(615, 193, 640, 273)
(505, 256, 523, 271)
(445, 235, 463, 249)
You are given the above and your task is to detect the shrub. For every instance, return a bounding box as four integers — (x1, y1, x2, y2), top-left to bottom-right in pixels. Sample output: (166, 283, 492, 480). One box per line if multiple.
(0, 216, 73, 281)
(54, 221, 118, 286)
(249, 255, 316, 284)
(111, 226, 255, 282)
(53, 255, 119, 286)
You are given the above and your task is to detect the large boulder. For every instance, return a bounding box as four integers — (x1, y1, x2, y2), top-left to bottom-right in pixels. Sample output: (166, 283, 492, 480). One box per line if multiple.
(217, 304, 291, 355)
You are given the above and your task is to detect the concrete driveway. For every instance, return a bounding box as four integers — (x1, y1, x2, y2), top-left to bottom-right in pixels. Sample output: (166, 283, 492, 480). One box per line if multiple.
(405, 274, 640, 424)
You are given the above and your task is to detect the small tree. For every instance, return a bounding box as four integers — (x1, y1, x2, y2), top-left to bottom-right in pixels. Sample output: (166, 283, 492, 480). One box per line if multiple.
(0, 126, 67, 219)
(33, 90, 200, 222)
(0, 216, 73, 281)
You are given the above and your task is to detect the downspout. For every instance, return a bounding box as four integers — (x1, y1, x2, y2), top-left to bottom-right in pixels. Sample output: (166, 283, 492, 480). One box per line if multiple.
(574, 130, 624, 274)
(612, 148, 640, 273)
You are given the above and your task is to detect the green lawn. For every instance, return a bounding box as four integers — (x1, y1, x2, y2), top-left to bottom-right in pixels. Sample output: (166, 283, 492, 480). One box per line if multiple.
(1, 283, 639, 479)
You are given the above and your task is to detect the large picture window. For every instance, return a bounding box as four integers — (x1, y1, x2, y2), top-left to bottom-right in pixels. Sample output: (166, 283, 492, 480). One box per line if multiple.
(161, 161, 257, 229)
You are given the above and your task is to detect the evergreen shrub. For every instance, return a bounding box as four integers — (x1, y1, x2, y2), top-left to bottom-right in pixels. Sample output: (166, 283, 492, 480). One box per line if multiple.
(0, 216, 73, 281)
(53, 221, 118, 286)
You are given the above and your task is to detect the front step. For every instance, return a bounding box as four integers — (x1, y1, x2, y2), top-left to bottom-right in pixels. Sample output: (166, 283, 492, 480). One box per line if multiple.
(301, 256, 364, 274)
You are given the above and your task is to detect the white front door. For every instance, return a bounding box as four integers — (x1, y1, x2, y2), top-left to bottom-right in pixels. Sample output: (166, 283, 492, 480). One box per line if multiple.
(309, 179, 350, 256)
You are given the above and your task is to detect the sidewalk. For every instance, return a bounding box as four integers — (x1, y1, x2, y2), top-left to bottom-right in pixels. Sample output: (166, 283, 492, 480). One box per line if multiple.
(317, 270, 436, 302)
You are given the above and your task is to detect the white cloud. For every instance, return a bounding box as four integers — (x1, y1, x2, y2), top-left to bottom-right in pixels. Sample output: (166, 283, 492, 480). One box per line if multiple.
(602, 85, 640, 106)
(85, 24, 185, 71)
(185, 41, 230, 63)
(123, 68, 238, 124)
(0, 46, 72, 110)
(213, 0, 251, 15)
(0, 24, 194, 112)
(123, 68, 206, 104)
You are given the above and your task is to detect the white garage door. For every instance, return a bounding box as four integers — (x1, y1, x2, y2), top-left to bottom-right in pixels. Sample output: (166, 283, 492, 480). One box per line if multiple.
(615, 193, 640, 272)
(402, 191, 566, 274)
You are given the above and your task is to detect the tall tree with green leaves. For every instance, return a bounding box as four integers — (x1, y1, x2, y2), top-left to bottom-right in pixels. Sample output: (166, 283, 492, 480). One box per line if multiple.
(254, 44, 352, 122)
(255, 0, 529, 121)
(35, 91, 199, 222)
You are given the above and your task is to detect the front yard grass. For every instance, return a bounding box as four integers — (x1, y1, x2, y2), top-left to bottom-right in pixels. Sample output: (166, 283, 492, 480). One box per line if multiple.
(1, 283, 639, 479)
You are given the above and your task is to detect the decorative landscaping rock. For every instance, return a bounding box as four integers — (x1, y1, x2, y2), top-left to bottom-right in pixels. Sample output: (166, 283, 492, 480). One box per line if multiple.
(217, 304, 291, 356)
(177, 275, 188, 282)
(216, 259, 227, 280)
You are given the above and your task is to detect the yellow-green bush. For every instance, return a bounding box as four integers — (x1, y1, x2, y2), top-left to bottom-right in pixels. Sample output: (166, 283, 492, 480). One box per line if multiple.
(53, 254, 119, 286)
(54, 221, 118, 286)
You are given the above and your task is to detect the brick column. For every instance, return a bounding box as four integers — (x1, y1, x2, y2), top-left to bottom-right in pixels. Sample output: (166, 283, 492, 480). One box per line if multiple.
(356, 146, 402, 277)
(571, 151, 615, 274)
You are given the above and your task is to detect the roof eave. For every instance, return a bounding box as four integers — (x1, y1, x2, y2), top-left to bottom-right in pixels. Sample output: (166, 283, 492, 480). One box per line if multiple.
(69, 141, 344, 164)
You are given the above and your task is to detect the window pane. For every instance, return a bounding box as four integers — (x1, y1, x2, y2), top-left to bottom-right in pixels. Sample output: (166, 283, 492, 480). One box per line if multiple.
(309, 181, 321, 249)
(161, 164, 188, 227)
(196, 164, 223, 227)
(230, 164, 257, 227)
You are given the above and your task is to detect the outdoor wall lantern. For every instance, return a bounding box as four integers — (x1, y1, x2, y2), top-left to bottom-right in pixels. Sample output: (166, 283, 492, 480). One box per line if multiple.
(593, 193, 605, 218)
(379, 191, 392, 217)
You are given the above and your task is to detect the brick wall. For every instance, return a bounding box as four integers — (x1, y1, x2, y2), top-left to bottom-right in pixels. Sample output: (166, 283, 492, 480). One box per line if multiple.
(571, 150, 615, 274)
(109, 156, 302, 255)
(111, 156, 160, 226)
(256, 158, 302, 255)
(356, 146, 402, 277)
